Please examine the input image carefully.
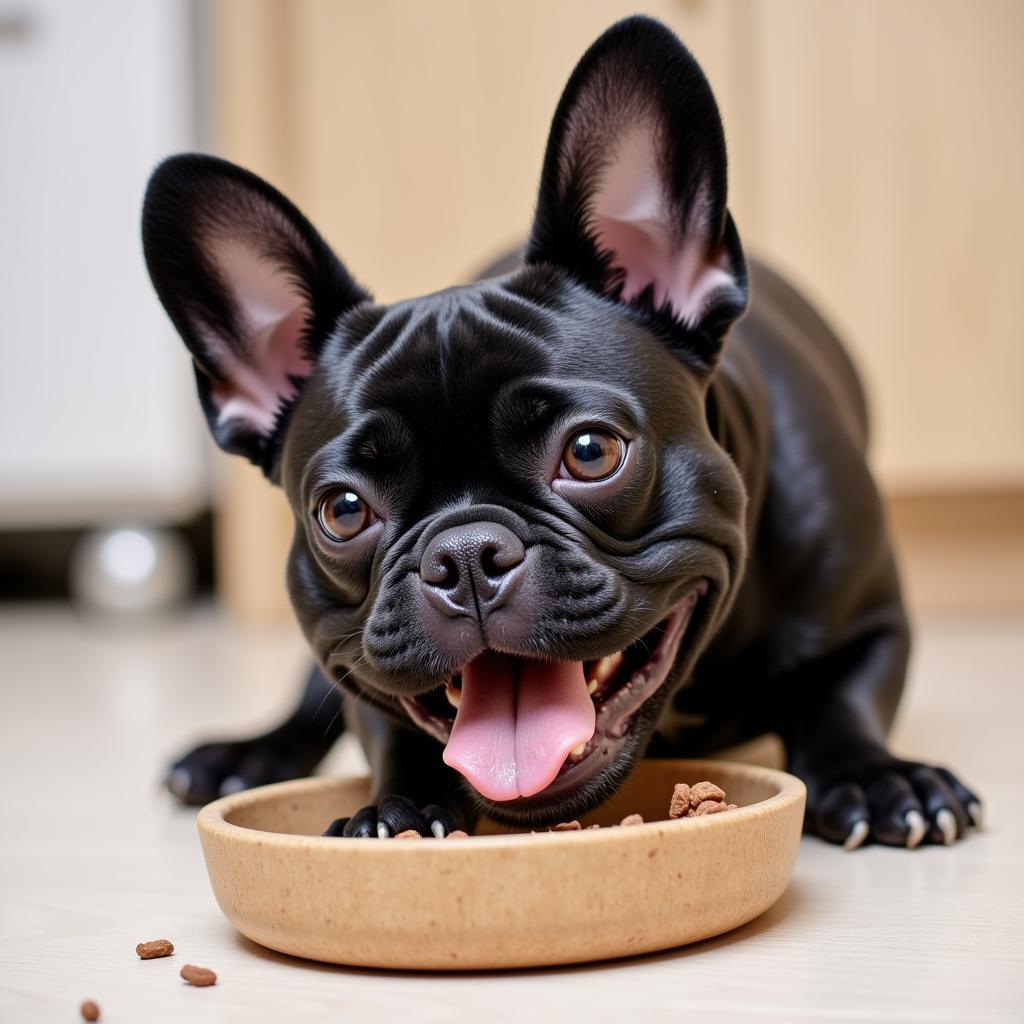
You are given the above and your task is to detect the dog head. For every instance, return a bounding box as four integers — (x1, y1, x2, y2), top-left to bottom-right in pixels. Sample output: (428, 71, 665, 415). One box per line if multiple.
(142, 17, 748, 824)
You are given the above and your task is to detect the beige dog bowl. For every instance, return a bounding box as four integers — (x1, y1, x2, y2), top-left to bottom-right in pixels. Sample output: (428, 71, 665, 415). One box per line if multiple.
(196, 758, 805, 970)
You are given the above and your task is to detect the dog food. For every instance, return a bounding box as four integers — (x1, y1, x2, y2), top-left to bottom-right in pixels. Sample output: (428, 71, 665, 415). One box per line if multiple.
(541, 779, 735, 833)
(80, 1000, 100, 1022)
(180, 964, 217, 987)
(135, 938, 174, 959)
(669, 781, 738, 818)
(325, 779, 737, 839)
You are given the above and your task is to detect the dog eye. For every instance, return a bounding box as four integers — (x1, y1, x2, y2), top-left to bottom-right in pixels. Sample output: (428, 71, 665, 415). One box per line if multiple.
(561, 430, 625, 481)
(316, 489, 371, 542)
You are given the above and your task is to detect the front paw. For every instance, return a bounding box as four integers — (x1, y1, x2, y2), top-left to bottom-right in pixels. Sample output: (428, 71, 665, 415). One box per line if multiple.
(803, 756, 982, 850)
(166, 737, 310, 806)
(323, 795, 465, 839)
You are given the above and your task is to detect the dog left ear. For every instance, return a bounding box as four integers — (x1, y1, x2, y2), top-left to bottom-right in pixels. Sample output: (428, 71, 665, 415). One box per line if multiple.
(525, 16, 748, 367)
(142, 154, 369, 475)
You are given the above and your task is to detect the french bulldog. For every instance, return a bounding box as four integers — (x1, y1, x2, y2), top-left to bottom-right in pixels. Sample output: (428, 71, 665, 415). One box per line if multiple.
(143, 16, 980, 848)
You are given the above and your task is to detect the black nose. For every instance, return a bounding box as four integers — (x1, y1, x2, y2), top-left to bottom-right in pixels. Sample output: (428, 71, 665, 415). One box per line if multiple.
(420, 521, 526, 618)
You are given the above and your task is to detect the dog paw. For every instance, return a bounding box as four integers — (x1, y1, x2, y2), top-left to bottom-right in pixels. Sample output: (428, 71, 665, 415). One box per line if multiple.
(804, 758, 982, 850)
(166, 738, 311, 806)
(323, 796, 464, 838)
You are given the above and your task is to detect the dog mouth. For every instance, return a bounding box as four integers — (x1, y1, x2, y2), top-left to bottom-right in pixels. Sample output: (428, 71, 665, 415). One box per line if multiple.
(400, 581, 706, 806)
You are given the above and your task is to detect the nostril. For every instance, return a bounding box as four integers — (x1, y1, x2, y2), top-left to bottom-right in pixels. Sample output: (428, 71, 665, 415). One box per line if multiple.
(481, 545, 513, 579)
(432, 555, 460, 590)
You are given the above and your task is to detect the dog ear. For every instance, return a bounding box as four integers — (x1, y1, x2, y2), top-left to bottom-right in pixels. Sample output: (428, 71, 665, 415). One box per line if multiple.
(525, 16, 748, 367)
(142, 154, 369, 473)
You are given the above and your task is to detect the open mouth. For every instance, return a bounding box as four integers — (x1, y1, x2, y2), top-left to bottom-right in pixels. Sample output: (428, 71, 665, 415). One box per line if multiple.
(400, 580, 707, 805)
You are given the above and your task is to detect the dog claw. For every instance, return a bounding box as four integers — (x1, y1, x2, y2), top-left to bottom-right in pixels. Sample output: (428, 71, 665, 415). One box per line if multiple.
(377, 822, 390, 839)
(904, 809, 927, 849)
(967, 801, 984, 831)
(219, 775, 247, 797)
(842, 819, 870, 851)
(936, 808, 957, 846)
(430, 819, 446, 839)
(168, 768, 191, 798)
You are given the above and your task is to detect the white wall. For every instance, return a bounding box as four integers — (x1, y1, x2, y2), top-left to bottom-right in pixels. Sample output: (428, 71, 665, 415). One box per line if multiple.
(0, 0, 209, 526)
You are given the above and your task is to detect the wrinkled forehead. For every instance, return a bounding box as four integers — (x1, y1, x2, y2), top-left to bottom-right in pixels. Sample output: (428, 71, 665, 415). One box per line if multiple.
(350, 283, 553, 427)
(282, 273, 668, 493)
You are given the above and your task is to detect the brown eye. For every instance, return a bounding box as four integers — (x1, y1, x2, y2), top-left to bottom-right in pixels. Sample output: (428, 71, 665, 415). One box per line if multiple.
(317, 489, 371, 541)
(562, 430, 625, 481)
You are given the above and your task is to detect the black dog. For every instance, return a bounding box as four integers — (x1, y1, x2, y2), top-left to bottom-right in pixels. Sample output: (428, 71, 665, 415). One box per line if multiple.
(143, 17, 980, 848)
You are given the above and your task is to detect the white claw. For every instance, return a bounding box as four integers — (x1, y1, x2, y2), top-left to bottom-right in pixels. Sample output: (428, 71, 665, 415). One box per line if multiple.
(936, 808, 957, 846)
(377, 823, 390, 839)
(168, 768, 191, 797)
(219, 775, 246, 796)
(905, 809, 927, 849)
(430, 820, 446, 839)
(967, 801, 984, 831)
(843, 819, 870, 851)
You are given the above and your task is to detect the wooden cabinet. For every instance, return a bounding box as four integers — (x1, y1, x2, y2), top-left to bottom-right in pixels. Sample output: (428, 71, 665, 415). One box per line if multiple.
(206, 0, 1023, 617)
(728, 0, 1024, 491)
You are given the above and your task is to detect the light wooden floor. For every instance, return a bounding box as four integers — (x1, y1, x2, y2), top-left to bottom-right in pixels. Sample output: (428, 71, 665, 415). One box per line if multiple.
(1, 604, 1022, 1022)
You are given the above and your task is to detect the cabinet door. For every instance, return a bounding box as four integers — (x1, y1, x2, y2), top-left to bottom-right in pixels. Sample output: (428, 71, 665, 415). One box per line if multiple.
(730, 0, 1024, 491)
(277, 0, 733, 301)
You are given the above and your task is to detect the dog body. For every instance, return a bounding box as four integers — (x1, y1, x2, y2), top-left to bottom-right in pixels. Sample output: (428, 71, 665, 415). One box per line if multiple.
(147, 18, 979, 847)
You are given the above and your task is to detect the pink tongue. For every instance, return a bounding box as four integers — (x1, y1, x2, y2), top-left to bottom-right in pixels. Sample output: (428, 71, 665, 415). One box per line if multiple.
(442, 652, 597, 801)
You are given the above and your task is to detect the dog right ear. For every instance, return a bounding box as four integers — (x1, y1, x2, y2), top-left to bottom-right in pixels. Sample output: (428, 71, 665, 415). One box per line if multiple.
(142, 154, 369, 474)
(525, 16, 747, 369)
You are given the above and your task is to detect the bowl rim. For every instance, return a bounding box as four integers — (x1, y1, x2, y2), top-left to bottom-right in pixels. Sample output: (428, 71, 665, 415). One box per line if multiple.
(196, 758, 806, 852)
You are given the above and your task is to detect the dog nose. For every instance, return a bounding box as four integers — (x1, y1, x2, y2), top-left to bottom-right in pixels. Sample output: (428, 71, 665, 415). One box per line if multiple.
(420, 521, 526, 617)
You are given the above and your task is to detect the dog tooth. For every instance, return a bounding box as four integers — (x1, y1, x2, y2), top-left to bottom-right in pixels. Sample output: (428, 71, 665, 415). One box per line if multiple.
(570, 743, 587, 758)
(592, 652, 625, 685)
(587, 679, 598, 695)
(445, 682, 461, 709)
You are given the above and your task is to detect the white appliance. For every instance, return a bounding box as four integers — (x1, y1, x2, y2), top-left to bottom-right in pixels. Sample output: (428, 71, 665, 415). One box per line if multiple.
(0, 0, 208, 529)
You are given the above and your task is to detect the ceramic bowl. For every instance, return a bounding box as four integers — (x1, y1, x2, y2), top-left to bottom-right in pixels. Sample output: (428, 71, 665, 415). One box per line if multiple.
(196, 758, 805, 970)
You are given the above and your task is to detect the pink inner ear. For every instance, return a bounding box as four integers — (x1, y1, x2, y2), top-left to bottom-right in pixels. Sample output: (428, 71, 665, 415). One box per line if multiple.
(204, 238, 312, 434)
(590, 123, 734, 326)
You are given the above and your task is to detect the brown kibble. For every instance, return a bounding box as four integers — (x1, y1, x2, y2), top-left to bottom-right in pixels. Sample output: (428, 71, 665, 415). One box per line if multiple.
(80, 1000, 100, 1022)
(394, 829, 422, 839)
(552, 820, 582, 831)
(669, 783, 691, 818)
(446, 829, 469, 839)
(689, 781, 726, 807)
(180, 964, 217, 987)
(620, 813, 644, 826)
(135, 938, 174, 959)
(694, 799, 729, 815)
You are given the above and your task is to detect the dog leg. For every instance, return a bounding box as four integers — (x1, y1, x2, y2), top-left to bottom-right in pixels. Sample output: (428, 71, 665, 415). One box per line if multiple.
(779, 622, 982, 849)
(323, 701, 470, 838)
(166, 663, 345, 805)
